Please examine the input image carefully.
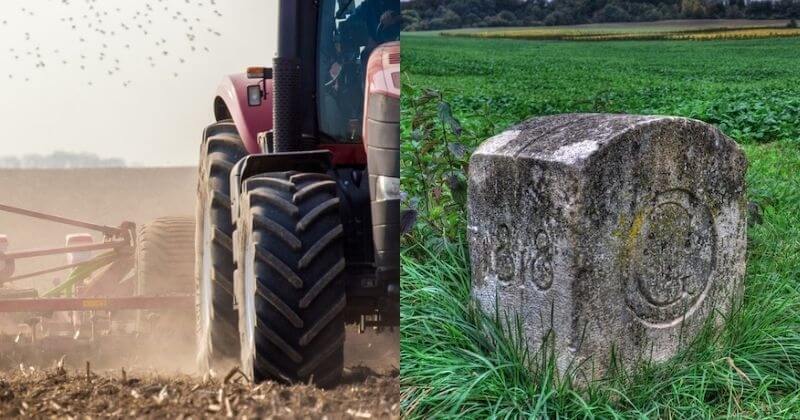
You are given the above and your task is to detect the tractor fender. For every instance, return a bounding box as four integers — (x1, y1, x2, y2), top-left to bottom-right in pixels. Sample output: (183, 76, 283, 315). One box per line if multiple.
(362, 41, 401, 286)
(228, 151, 333, 224)
(364, 41, 400, 101)
(214, 73, 274, 154)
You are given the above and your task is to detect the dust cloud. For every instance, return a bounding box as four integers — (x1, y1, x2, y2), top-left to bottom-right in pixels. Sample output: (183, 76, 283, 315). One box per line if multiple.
(0, 167, 399, 375)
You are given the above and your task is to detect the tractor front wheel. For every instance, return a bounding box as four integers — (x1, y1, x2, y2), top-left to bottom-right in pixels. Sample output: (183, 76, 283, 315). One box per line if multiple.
(234, 172, 346, 387)
(195, 120, 247, 373)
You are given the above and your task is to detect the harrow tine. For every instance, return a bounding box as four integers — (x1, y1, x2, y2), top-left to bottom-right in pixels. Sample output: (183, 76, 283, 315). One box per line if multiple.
(0, 240, 129, 261)
(1, 255, 119, 284)
(0, 203, 126, 237)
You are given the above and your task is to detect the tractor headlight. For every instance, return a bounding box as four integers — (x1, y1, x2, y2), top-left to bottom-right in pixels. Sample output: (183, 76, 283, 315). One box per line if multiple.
(247, 85, 262, 106)
(376, 176, 400, 202)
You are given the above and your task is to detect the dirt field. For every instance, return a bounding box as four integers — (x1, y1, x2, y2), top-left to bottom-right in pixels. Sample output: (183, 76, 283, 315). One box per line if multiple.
(0, 366, 399, 418)
(0, 168, 399, 418)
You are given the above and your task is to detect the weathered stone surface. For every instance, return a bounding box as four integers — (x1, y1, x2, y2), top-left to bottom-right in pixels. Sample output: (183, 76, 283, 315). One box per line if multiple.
(468, 114, 747, 378)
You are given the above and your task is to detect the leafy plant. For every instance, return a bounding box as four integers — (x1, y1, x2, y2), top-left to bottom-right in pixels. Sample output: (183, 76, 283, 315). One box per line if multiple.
(401, 79, 471, 245)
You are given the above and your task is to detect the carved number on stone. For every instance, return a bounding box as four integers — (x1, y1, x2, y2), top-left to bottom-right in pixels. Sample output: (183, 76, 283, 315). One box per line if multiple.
(490, 224, 553, 290)
(493, 224, 514, 284)
(525, 229, 553, 290)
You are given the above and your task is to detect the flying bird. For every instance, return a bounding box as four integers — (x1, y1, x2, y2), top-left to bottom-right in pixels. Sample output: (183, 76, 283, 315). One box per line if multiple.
(3, 0, 226, 86)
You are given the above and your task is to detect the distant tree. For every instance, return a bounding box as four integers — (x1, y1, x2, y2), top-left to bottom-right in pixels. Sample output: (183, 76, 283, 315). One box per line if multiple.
(523, 2, 549, 22)
(0, 152, 126, 169)
(724, 5, 745, 18)
(400, 0, 800, 31)
(449, 0, 492, 18)
(777, 0, 800, 18)
(483, 14, 501, 26)
(750, 2, 772, 18)
(0, 156, 21, 169)
(483, 10, 520, 26)
(544, 10, 577, 25)
(640, 6, 664, 21)
(402, 9, 422, 29)
(680, 0, 707, 18)
(594, 3, 633, 21)
(426, 6, 462, 29)
(462, 12, 483, 26)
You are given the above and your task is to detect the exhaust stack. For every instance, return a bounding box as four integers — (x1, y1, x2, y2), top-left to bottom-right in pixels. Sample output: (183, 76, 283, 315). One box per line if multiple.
(272, 0, 302, 153)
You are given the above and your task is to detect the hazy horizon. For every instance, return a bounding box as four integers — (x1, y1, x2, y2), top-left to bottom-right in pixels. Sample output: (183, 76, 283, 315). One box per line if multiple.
(0, 0, 276, 167)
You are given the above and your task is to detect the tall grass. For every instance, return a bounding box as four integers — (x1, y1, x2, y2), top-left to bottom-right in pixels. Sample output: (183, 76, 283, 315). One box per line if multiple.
(401, 142, 800, 417)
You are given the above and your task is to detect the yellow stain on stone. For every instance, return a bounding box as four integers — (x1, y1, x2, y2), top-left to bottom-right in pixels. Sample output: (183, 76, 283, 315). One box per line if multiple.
(616, 210, 645, 264)
(627, 211, 645, 247)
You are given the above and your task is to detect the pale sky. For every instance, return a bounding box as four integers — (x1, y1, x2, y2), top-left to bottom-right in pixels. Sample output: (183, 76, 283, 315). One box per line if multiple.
(0, 0, 276, 166)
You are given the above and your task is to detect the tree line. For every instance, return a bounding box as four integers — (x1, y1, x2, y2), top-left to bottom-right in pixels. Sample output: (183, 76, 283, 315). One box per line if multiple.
(0, 152, 126, 169)
(402, 0, 800, 30)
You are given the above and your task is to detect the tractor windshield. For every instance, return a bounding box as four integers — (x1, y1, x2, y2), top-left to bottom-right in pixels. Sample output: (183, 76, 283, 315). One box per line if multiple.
(317, 0, 400, 144)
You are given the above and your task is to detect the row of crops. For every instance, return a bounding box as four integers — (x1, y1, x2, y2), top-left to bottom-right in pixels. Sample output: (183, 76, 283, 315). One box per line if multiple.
(442, 23, 800, 41)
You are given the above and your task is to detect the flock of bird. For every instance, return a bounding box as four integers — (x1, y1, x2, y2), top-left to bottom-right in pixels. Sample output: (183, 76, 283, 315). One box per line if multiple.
(1, 0, 226, 86)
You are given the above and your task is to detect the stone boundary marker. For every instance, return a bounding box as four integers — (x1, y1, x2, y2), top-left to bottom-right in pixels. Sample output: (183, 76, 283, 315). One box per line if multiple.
(468, 114, 747, 378)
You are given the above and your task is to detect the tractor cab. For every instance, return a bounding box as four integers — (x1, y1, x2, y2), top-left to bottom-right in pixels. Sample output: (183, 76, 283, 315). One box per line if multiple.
(317, 0, 401, 143)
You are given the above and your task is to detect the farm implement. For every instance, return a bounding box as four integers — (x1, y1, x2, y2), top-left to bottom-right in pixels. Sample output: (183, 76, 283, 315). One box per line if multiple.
(0, 203, 194, 364)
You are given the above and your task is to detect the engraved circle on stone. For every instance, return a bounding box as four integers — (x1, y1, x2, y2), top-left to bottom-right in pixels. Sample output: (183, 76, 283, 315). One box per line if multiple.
(625, 189, 715, 325)
(524, 229, 553, 290)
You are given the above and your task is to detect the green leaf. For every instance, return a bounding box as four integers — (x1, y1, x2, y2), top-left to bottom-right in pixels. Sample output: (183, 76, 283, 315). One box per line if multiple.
(438, 101, 463, 137)
(448, 142, 467, 159)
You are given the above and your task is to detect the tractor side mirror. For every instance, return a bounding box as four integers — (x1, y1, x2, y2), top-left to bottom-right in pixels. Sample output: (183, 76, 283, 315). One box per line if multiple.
(247, 85, 262, 107)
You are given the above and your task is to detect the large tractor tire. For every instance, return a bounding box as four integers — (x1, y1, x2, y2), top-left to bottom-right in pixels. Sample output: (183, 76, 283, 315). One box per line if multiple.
(136, 216, 196, 343)
(195, 120, 247, 372)
(234, 172, 346, 387)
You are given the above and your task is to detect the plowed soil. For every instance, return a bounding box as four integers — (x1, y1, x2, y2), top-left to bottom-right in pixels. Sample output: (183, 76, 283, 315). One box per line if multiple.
(0, 168, 399, 418)
(0, 366, 399, 418)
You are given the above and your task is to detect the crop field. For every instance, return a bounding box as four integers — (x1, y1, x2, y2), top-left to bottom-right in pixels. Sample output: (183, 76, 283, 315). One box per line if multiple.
(400, 34, 800, 417)
(417, 19, 792, 35)
(422, 19, 797, 41)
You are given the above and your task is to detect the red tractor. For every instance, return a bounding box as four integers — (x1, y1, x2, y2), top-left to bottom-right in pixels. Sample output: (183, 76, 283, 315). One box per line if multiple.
(195, 0, 400, 386)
